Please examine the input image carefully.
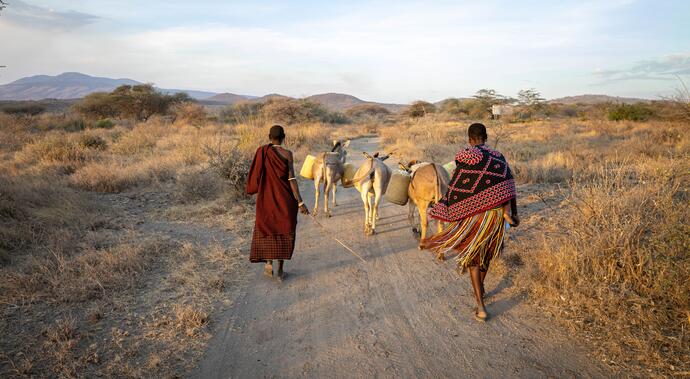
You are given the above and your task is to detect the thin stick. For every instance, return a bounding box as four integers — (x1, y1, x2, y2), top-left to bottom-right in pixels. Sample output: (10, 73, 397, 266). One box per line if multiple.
(309, 215, 367, 263)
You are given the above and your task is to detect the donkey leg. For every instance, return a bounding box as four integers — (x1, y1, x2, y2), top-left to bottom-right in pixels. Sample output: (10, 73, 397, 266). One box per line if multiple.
(371, 190, 382, 234)
(332, 180, 338, 207)
(418, 202, 429, 248)
(323, 177, 331, 217)
(313, 177, 321, 216)
(408, 201, 419, 236)
(360, 187, 371, 234)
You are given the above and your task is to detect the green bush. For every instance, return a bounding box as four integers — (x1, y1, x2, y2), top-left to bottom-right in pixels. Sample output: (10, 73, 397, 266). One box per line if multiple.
(93, 119, 115, 129)
(608, 103, 654, 121)
(60, 118, 87, 132)
(1, 104, 46, 116)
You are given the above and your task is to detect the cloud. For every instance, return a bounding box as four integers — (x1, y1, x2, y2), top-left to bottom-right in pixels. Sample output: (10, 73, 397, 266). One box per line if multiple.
(0, 0, 684, 101)
(594, 54, 690, 83)
(3, 0, 98, 30)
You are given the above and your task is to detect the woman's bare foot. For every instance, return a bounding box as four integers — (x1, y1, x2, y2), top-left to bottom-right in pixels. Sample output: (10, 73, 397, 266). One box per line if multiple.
(264, 261, 273, 278)
(475, 307, 488, 322)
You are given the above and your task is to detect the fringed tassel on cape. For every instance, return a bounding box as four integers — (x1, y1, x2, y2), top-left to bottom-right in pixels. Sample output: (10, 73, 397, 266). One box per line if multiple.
(422, 207, 506, 271)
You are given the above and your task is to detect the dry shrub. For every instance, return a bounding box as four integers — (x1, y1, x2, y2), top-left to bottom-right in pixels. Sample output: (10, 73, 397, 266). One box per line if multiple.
(518, 163, 689, 374)
(42, 316, 80, 377)
(111, 122, 169, 155)
(0, 174, 100, 262)
(171, 102, 208, 127)
(16, 133, 94, 172)
(174, 306, 209, 337)
(512, 151, 574, 183)
(176, 169, 222, 203)
(205, 142, 252, 196)
(78, 134, 108, 150)
(69, 162, 140, 193)
(1, 238, 174, 304)
(70, 156, 178, 193)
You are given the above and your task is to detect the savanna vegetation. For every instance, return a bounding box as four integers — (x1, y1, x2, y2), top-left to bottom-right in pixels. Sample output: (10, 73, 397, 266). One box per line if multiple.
(0, 84, 687, 377)
(0, 86, 338, 378)
(379, 115, 689, 376)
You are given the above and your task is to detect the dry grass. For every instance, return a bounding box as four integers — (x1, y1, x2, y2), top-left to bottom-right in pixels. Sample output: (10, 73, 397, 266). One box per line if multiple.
(381, 116, 689, 374)
(0, 113, 340, 378)
(4, 107, 685, 376)
(517, 163, 689, 373)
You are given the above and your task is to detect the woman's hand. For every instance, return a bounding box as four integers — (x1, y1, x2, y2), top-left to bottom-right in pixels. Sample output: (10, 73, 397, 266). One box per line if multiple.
(299, 203, 310, 215)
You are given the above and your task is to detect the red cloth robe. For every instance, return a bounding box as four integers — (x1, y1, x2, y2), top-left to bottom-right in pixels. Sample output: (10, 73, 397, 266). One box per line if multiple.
(246, 144, 298, 262)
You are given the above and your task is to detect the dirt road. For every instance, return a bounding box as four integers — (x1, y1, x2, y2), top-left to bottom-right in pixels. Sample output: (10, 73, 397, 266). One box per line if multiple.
(195, 137, 612, 378)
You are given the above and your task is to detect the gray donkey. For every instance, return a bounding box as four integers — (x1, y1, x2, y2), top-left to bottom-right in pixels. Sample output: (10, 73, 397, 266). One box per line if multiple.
(312, 140, 350, 217)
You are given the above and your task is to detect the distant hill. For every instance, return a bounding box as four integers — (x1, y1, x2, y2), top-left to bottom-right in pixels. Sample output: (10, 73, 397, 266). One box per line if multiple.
(0, 72, 219, 101)
(306, 93, 364, 111)
(549, 94, 648, 105)
(209, 92, 405, 113)
(305, 93, 405, 113)
(253, 93, 291, 102)
(207, 93, 257, 104)
(0, 72, 138, 100)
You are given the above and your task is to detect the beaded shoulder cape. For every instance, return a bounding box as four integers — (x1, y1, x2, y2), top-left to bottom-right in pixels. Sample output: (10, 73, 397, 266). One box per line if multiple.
(429, 144, 516, 222)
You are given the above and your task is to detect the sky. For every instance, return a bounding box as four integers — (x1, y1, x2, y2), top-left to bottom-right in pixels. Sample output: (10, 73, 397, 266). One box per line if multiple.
(0, 0, 689, 102)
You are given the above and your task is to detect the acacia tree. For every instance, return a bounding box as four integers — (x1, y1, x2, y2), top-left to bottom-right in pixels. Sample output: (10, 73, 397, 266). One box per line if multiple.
(73, 84, 191, 121)
(517, 88, 545, 107)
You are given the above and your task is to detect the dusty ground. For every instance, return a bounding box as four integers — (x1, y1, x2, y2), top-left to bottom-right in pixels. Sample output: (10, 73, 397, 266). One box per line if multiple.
(194, 137, 614, 378)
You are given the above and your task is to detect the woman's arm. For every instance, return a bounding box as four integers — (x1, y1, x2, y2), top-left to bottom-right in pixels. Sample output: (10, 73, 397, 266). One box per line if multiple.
(287, 151, 309, 215)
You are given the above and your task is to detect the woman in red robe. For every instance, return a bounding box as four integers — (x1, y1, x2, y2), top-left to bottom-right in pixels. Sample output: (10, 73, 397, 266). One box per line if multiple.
(246, 125, 309, 280)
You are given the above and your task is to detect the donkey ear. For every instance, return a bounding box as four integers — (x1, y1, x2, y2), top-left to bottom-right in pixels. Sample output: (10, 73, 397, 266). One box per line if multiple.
(373, 152, 380, 158)
(343, 140, 351, 148)
(332, 140, 339, 146)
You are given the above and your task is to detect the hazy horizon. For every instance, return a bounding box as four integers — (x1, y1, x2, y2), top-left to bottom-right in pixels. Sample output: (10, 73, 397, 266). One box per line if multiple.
(1, 0, 689, 103)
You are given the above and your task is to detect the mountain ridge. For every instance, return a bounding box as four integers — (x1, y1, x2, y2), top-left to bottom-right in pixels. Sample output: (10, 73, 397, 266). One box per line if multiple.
(0, 73, 651, 110)
(0, 72, 219, 101)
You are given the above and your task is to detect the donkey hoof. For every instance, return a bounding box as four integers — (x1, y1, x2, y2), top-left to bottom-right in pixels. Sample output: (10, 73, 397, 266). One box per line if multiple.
(436, 253, 445, 261)
(326, 212, 332, 218)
